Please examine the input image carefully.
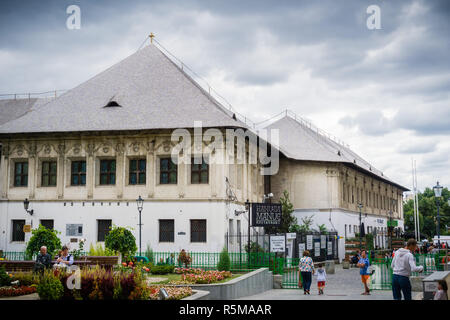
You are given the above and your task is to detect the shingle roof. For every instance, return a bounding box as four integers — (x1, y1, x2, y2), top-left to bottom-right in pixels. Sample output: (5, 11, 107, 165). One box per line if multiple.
(0, 98, 49, 126)
(264, 115, 409, 190)
(0, 44, 246, 134)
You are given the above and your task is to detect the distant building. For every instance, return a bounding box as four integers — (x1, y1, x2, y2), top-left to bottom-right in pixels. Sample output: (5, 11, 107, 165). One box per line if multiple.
(265, 114, 409, 257)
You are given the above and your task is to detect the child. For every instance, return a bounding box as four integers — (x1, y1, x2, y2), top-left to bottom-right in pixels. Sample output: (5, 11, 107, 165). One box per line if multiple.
(433, 280, 448, 300)
(316, 263, 327, 295)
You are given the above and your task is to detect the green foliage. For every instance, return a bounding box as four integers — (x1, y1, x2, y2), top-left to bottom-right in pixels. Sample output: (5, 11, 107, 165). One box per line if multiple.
(88, 242, 117, 256)
(25, 225, 61, 258)
(403, 187, 450, 238)
(11, 272, 40, 286)
(0, 266, 11, 286)
(265, 190, 297, 233)
(298, 215, 315, 233)
(105, 225, 137, 259)
(317, 224, 328, 234)
(37, 271, 64, 300)
(244, 241, 265, 253)
(144, 244, 154, 264)
(365, 233, 374, 251)
(150, 265, 175, 275)
(217, 247, 231, 271)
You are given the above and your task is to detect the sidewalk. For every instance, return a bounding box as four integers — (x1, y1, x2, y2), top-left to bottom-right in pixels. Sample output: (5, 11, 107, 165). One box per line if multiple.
(236, 264, 394, 300)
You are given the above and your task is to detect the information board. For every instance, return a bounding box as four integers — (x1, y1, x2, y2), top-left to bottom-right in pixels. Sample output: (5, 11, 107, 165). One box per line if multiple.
(306, 235, 313, 249)
(270, 235, 286, 253)
(320, 235, 326, 248)
(314, 241, 320, 257)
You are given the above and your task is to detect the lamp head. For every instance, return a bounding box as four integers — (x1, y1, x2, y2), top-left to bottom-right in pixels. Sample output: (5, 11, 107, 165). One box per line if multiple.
(433, 181, 443, 197)
(24, 198, 29, 211)
(136, 195, 144, 211)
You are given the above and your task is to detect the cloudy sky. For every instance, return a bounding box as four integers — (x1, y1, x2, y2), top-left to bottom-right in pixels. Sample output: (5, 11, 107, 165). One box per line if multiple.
(0, 0, 449, 192)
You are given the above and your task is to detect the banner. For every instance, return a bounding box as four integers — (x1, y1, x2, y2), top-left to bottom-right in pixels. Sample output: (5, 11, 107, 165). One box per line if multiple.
(314, 242, 320, 257)
(251, 203, 282, 227)
(270, 235, 286, 253)
(299, 243, 306, 256)
(306, 235, 313, 249)
(327, 241, 332, 255)
(320, 235, 326, 248)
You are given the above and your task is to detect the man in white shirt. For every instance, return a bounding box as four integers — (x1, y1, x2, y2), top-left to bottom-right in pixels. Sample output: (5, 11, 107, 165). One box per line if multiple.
(391, 239, 423, 300)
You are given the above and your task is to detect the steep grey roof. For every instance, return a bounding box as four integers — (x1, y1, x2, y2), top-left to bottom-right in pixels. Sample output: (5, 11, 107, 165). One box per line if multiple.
(0, 98, 49, 126)
(265, 115, 409, 190)
(0, 44, 246, 134)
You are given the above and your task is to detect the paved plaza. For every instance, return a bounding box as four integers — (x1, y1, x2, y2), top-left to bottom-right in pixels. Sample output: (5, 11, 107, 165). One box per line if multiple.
(237, 264, 395, 300)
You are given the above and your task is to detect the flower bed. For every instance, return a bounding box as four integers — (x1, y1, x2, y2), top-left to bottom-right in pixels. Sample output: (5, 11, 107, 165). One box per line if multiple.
(148, 285, 192, 300)
(180, 270, 233, 284)
(0, 285, 37, 297)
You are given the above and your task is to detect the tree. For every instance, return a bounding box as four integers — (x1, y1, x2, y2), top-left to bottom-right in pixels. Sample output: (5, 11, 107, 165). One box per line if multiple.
(265, 190, 298, 234)
(298, 215, 315, 233)
(403, 187, 450, 239)
(217, 247, 231, 271)
(105, 225, 137, 262)
(26, 225, 62, 259)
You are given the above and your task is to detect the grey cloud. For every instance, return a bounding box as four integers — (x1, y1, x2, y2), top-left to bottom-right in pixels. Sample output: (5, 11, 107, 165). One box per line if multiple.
(339, 110, 393, 136)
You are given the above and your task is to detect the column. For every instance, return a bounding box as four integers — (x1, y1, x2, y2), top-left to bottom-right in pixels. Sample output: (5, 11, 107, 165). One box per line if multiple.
(86, 143, 95, 199)
(146, 140, 155, 198)
(115, 142, 125, 199)
(56, 144, 65, 199)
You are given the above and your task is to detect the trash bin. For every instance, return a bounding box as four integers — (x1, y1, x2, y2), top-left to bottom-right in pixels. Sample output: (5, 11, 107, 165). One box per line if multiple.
(422, 271, 450, 300)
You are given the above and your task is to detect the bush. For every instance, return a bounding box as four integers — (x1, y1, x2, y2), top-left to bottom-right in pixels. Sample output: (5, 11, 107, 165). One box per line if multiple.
(37, 272, 64, 300)
(25, 225, 62, 259)
(144, 245, 154, 264)
(177, 250, 192, 268)
(0, 266, 11, 286)
(11, 272, 40, 286)
(217, 247, 231, 271)
(105, 226, 137, 259)
(151, 265, 174, 275)
(88, 243, 117, 256)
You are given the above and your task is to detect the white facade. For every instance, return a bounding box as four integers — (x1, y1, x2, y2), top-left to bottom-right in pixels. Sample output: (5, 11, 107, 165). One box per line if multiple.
(0, 200, 250, 253)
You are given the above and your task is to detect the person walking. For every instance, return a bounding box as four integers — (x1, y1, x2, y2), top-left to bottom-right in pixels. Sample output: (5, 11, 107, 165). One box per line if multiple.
(391, 239, 423, 300)
(298, 250, 315, 295)
(357, 250, 371, 295)
(316, 263, 327, 295)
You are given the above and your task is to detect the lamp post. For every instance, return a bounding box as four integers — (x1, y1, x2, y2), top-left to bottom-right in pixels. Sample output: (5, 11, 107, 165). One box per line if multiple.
(358, 203, 363, 250)
(245, 199, 250, 268)
(433, 181, 443, 247)
(136, 195, 144, 256)
(23, 198, 34, 215)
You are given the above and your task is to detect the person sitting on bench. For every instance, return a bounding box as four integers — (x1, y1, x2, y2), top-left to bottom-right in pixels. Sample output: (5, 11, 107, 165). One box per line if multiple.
(33, 246, 52, 274)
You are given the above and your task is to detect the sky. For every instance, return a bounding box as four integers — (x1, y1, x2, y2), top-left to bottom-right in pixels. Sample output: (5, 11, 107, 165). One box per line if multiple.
(0, 0, 449, 193)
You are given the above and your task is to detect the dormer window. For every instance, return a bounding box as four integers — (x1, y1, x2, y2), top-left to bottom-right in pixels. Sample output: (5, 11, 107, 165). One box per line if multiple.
(104, 101, 121, 108)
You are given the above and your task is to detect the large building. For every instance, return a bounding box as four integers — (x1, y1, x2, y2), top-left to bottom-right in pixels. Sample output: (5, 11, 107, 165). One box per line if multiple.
(0, 43, 408, 260)
(265, 112, 409, 257)
(0, 44, 266, 253)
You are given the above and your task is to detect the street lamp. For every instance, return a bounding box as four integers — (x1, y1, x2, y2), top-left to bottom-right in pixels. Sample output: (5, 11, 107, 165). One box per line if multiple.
(23, 198, 34, 215)
(433, 181, 443, 247)
(245, 199, 250, 268)
(136, 195, 144, 255)
(358, 203, 363, 250)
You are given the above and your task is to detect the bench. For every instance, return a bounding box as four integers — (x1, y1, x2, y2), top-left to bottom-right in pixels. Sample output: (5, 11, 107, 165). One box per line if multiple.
(79, 256, 118, 270)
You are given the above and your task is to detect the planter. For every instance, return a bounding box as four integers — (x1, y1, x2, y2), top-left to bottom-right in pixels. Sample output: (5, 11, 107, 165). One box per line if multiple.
(342, 261, 350, 269)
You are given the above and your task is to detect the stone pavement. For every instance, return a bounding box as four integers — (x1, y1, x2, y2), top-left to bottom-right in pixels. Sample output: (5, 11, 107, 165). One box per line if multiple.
(236, 264, 394, 300)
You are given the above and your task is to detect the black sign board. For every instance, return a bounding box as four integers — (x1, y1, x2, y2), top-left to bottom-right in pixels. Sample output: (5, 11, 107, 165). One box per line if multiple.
(251, 203, 282, 227)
